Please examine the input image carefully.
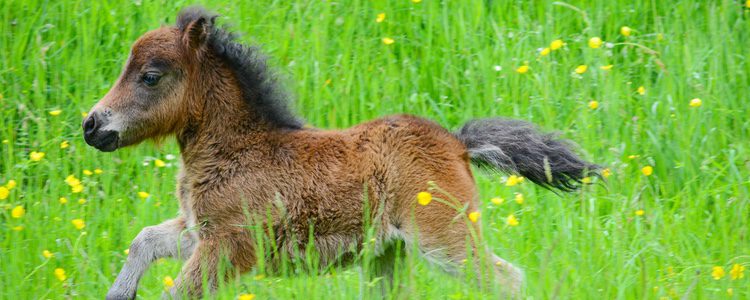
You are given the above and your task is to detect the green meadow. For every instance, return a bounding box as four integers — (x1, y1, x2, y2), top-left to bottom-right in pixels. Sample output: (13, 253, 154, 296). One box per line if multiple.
(1, 0, 749, 298)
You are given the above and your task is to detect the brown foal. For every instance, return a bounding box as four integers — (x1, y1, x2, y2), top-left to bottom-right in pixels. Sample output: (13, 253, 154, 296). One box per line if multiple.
(83, 7, 597, 299)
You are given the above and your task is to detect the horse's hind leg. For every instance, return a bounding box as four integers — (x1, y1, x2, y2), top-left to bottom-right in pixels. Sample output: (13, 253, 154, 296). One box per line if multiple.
(106, 217, 197, 300)
(402, 207, 523, 297)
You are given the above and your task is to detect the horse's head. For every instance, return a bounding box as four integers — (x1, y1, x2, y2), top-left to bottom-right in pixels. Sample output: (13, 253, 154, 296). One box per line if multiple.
(83, 9, 215, 152)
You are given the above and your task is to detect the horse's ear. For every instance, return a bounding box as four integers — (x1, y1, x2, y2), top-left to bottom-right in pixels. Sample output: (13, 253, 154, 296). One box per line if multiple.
(182, 15, 215, 50)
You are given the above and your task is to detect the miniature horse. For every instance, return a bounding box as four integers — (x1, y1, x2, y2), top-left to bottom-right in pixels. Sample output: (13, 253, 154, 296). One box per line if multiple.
(84, 7, 596, 299)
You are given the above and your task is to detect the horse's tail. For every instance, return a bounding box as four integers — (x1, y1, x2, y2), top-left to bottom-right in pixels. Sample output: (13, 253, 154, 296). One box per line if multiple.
(454, 118, 599, 192)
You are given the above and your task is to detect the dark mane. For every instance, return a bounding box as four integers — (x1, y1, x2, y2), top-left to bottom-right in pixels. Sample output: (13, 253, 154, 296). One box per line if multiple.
(177, 6, 303, 129)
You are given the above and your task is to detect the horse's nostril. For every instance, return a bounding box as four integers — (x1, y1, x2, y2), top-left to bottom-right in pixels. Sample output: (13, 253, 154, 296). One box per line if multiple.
(83, 115, 99, 135)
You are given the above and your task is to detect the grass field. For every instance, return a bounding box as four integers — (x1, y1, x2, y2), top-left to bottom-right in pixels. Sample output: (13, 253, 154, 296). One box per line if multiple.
(2, 0, 749, 299)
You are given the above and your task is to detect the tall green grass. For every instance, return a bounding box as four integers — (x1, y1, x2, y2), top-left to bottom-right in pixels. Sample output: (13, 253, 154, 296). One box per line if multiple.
(1, 0, 748, 298)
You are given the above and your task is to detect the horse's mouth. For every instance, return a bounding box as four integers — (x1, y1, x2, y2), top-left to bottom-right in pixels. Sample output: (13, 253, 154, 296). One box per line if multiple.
(84, 130, 119, 152)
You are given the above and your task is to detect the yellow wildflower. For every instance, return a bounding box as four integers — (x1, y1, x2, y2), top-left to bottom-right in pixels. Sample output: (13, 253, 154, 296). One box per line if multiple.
(730, 264, 745, 280)
(637, 86, 646, 95)
(506, 175, 524, 186)
(60, 140, 69, 149)
(574, 65, 588, 74)
(54, 268, 66, 281)
(12, 225, 24, 231)
(72, 218, 85, 230)
(588, 100, 599, 110)
(411, 0, 421, 3)
(689, 98, 702, 108)
(550, 39, 564, 50)
(43, 250, 53, 259)
(29, 151, 45, 161)
(588, 37, 603, 49)
(65, 175, 80, 187)
(381, 37, 394, 45)
(49, 110, 62, 116)
(0, 187, 8, 200)
(506, 214, 519, 226)
(747, 0, 750, 8)
(468, 211, 480, 223)
(712, 266, 726, 280)
(71, 183, 83, 193)
(540, 47, 551, 56)
(6, 180, 16, 190)
(59, 197, 68, 204)
(491, 197, 504, 205)
(515, 65, 529, 74)
(78, 198, 86, 205)
(11, 205, 25, 218)
(600, 65, 613, 71)
(376, 13, 385, 23)
(163, 276, 175, 290)
(620, 26, 632, 37)
(642, 166, 653, 176)
(138, 192, 150, 199)
(628, 155, 640, 160)
(635, 209, 645, 216)
(154, 159, 166, 167)
(83, 169, 93, 176)
(94, 169, 103, 174)
(581, 177, 592, 184)
(124, 248, 130, 255)
(602, 168, 612, 178)
(417, 191, 432, 206)
(514, 193, 524, 204)
(238, 294, 256, 300)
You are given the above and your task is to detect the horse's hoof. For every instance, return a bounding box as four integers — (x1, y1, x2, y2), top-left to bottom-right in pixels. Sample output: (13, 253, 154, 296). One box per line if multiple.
(106, 287, 135, 300)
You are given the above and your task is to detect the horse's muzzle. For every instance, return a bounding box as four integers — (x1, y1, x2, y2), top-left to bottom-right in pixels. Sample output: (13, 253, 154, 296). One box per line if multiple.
(83, 112, 119, 152)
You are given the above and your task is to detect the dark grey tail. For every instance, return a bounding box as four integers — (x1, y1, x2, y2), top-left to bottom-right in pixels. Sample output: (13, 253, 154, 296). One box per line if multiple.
(455, 118, 598, 192)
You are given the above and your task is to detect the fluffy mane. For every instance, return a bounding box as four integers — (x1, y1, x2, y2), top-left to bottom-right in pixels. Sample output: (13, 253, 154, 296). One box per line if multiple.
(176, 6, 303, 129)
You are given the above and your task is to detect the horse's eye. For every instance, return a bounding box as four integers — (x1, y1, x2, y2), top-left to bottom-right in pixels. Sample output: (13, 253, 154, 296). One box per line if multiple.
(142, 73, 161, 87)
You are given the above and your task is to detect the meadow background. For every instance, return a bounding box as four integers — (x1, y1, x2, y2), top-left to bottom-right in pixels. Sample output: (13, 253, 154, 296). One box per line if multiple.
(1, 0, 749, 299)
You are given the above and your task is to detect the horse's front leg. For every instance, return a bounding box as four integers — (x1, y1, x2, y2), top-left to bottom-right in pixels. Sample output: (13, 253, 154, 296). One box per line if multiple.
(167, 234, 253, 299)
(106, 217, 197, 300)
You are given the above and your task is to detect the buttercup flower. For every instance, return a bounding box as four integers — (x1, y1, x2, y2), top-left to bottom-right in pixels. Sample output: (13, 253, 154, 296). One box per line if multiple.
(506, 214, 519, 226)
(588, 37, 603, 48)
(163, 276, 174, 290)
(539, 47, 551, 56)
(54, 268, 66, 281)
(712, 266, 725, 280)
(417, 191, 432, 206)
(602, 168, 612, 178)
(588, 100, 599, 110)
(381, 37, 394, 45)
(730, 264, 745, 280)
(138, 192, 150, 199)
(468, 211, 480, 223)
(72, 218, 85, 230)
(575, 65, 588, 74)
(600, 65, 613, 71)
(83, 169, 93, 176)
(491, 197, 504, 205)
(29, 151, 45, 161)
(43, 250, 53, 259)
(94, 169, 103, 174)
(642, 166, 653, 176)
(620, 26, 632, 37)
(506, 175, 524, 186)
(516, 65, 529, 74)
(59, 197, 68, 204)
(60, 141, 69, 149)
(376, 13, 385, 23)
(689, 98, 702, 108)
(637, 86, 646, 95)
(11, 205, 25, 218)
(0, 187, 8, 200)
(49, 110, 62, 116)
(550, 39, 564, 50)
(238, 294, 256, 300)
(514, 193, 524, 204)
(6, 180, 16, 190)
(635, 209, 645, 216)
(154, 159, 166, 167)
